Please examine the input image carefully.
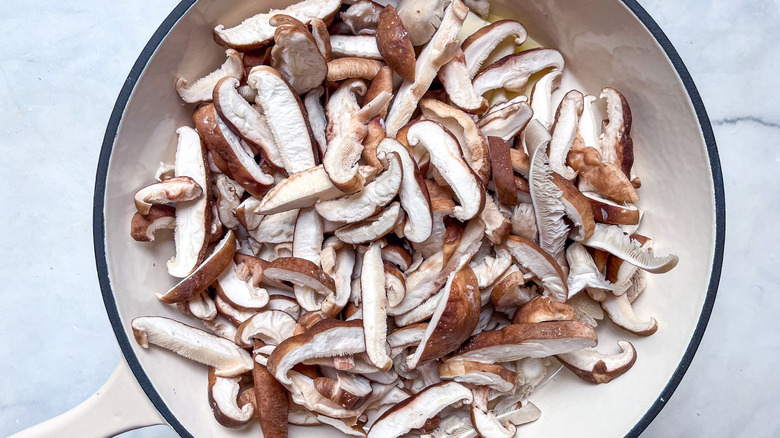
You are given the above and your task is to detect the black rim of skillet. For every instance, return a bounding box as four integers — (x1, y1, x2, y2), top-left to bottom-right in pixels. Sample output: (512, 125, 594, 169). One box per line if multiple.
(93, 1, 725, 436)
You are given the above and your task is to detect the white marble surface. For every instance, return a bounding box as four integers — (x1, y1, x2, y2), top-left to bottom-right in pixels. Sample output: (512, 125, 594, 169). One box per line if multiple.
(1, 1, 778, 437)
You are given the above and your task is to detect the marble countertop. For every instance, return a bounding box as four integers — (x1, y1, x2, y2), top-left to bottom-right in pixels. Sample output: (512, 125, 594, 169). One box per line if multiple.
(1, 1, 777, 437)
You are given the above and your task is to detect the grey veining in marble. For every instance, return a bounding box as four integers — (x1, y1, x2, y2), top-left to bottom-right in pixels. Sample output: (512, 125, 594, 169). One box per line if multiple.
(1, 1, 778, 437)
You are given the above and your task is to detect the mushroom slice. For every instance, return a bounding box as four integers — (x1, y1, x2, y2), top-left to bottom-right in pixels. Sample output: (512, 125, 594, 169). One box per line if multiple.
(328, 58, 386, 82)
(525, 119, 568, 258)
(266, 295, 301, 320)
(270, 16, 328, 95)
(385, 262, 407, 308)
(567, 134, 639, 203)
(396, 0, 451, 46)
(438, 48, 488, 113)
(567, 291, 604, 326)
(292, 208, 325, 312)
(316, 151, 402, 223)
(207, 368, 254, 429)
(247, 66, 317, 174)
(599, 87, 634, 178)
(504, 235, 568, 302)
(439, 361, 518, 392)
(460, 19, 527, 79)
(407, 120, 485, 221)
(557, 341, 637, 384)
(385, 0, 468, 136)
(253, 165, 377, 215)
(463, 0, 490, 17)
(288, 370, 362, 419)
(419, 98, 491, 186)
(322, 245, 357, 317)
(133, 177, 202, 215)
(479, 196, 511, 245)
(214, 175, 244, 230)
(530, 70, 562, 130)
(469, 250, 512, 289)
(601, 292, 658, 336)
(175, 49, 243, 103)
(263, 257, 336, 297)
(213, 259, 270, 310)
(252, 349, 289, 438)
(583, 224, 678, 273)
(367, 382, 473, 438)
(377, 5, 417, 82)
(387, 323, 428, 357)
(487, 137, 517, 207)
(335, 202, 402, 244)
(213, 76, 284, 170)
(513, 296, 576, 324)
(213, 0, 341, 50)
(381, 245, 412, 272)
(267, 319, 366, 385)
(361, 240, 393, 371)
(578, 94, 601, 151)
(330, 35, 384, 59)
(407, 266, 481, 369)
(583, 191, 641, 225)
(314, 372, 373, 409)
(215, 295, 256, 326)
(194, 104, 275, 197)
(248, 209, 298, 244)
(510, 203, 536, 241)
(489, 271, 537, 314)
(394, 289, 443, 326)
(472, 49, 564, 97)
(452, 321, 598, 363)
(550, 173, 596, 241)
(178, 291, 217, 322)
(566, 242, 616, 298)
(167, 126, 211, 278)
(311, 17, 333, 60)
(204, 315, 239, 342)
(478, 97, 533, 141)
(159, 231, 236, 304)
(235, 309, 300, 348)
(365, 66, 394, 119)
(548, 90, 584, 180)
(131, 317, 253, 377)
(130, 205, 175, 242)
(342, 1, 384, 35)
(470, 405, 516, 438)
(324, 79, 392, 192)
(305, 87, 328, 156)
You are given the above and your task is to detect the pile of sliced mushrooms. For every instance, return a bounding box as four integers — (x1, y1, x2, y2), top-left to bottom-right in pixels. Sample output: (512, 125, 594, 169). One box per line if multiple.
(129, 0, 679, 436)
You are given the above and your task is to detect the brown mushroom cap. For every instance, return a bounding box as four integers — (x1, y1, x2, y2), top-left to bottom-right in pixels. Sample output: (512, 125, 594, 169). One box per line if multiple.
(513, 296, 577, 324)
(207, 367, 255, 429)
(488, 136, 518, 206)
(407, 266, 481, 369)
(270, 16, 328, 95)
(377, 5, 416, 82)
(158, 230, 236, 304)
(213, 0, 341, 51)
(557, 341, 637, 384)
(263, 256, 336, 297)
(439, 360, 519, 392)
(583, 191, 641, 225)
(550, 173, 596, 242)
(314, 372, 373, 409)
(452, 320, 598, 363)
(252, 347, 289, 438)
(130, 205, 175, 242)
(327, 58, 386, 81)
(566, 135, 640, 204)
(599, 87, 634, 178)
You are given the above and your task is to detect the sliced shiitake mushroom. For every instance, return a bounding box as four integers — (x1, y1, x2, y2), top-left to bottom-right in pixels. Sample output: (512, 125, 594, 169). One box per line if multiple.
(472, 49, 564, 97)
(376, 5, 416, 82)
(270, 15, 328, 95)
(133, 177, 202, 215)
(460, 19, 527, 79)
(557, 341, 637, 384)
(175, 49, 243, 103)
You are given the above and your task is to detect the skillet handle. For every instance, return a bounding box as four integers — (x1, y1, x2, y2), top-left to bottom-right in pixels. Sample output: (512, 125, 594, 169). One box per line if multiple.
(10, 358, 165, 438)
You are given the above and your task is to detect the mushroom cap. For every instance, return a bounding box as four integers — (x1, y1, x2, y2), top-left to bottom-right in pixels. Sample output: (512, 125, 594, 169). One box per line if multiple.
(314, 371, 373, 409)
(377, 5, 417, 82)
(327, 58, 385, 81)
(207, 367, 254, 429)
(438, 360, 518, 392)
(213, 76, 284, 170)
(472, 49, 564, 96)
(270, 16, 328, 95)
(407, 266, 481, 368)
(504, 235, 569, 302)
(131, 316, 253, 377)
(396, 0, 451, 46)
(406, 120, 485, 221)
(367, 381, 473, 438)
(583, 191, 641, 225)
(599, 87, 634, 178)
(452, 321, 598, 363)
(130, 205, 175, 242)
(268, 319, 366, 385)
(342, 1, 384, 35)
(566, 135, 640, 204)
(158, 230, 236, 304)
(550, 173, 596, 241)
(513, 296, 577, 324)
(487, 136, 517, 207)
(557, 340, 637, 384)
(133, 176, 202, 215)
(251, 352, 289, 437)
(213, 0, 341, 50)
